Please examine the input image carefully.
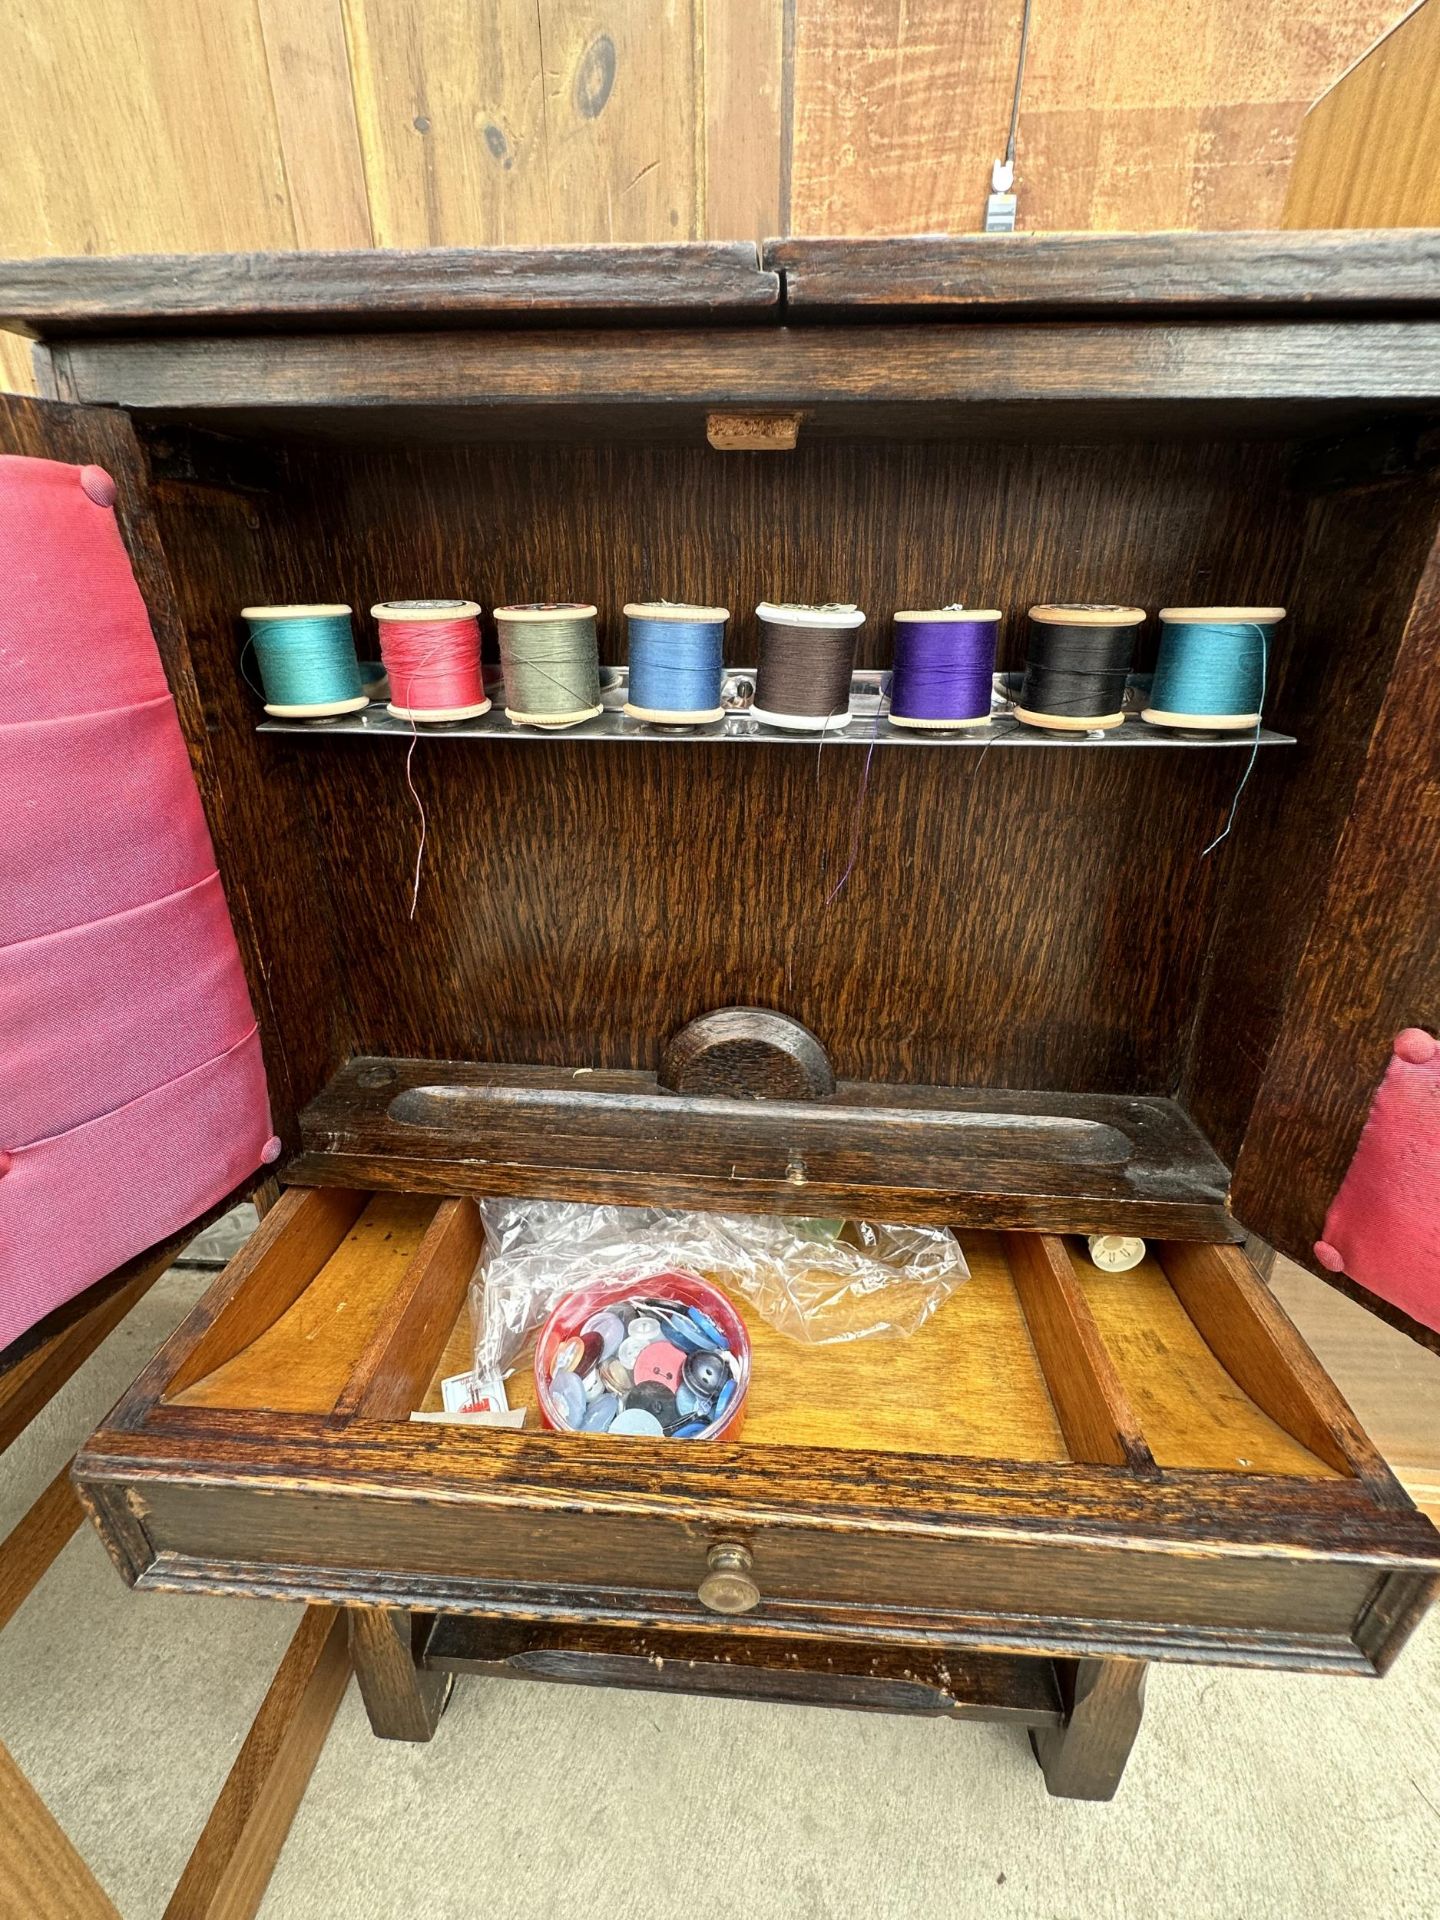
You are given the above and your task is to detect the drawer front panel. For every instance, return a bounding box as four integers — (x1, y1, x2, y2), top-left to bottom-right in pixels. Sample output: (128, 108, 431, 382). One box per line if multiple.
(111, 1472, 1388, 1670)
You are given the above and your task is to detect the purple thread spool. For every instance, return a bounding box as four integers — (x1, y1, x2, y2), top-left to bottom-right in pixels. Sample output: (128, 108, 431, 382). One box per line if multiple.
(889, 608, 1001, 730)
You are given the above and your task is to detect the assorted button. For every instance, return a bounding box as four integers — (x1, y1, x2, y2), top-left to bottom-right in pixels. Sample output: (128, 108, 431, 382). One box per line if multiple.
(543, 1287, 744, 1439)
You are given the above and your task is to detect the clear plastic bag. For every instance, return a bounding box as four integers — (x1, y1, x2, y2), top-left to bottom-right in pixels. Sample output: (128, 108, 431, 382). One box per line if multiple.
(471, 1198, 968, 1380)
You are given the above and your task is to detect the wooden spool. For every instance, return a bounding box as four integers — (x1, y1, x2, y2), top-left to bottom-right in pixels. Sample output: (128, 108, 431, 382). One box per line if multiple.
(622, 601, 729, 724)
(1142, 606, 1286, 731)
(240, 603, 369, 720)
(1014, 604, 1146, 733)
(888, 608, 1002, 731)
(371, 599, 490, 723)
(494, 602, 603, 729)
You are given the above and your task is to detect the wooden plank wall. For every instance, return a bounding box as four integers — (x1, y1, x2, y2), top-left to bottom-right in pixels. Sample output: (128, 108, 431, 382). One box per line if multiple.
(790, 0, 1403, 233)
(0, 0, 1412, 394)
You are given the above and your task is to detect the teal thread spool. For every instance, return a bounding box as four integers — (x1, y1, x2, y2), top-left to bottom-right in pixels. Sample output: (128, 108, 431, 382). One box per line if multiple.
(241, 603, 367, 719)
(1143, 606, 1285, 731)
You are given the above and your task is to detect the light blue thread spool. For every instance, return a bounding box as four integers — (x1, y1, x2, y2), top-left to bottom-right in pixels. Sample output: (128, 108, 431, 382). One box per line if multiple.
(1142, 606, 1285, 731)
(623, 601, 730, 722)
(241, 603, 367, 718)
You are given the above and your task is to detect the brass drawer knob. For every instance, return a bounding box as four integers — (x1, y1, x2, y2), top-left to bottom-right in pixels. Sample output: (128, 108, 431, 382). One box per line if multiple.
(698, 1543, 759, 1615)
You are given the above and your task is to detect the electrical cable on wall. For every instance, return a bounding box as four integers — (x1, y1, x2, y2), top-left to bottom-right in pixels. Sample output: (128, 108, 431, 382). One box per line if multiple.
(986, 0, 1034, 231)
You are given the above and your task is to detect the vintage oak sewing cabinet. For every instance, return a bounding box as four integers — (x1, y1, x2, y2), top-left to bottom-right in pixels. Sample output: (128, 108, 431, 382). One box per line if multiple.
(3, 232, 1439, 1799)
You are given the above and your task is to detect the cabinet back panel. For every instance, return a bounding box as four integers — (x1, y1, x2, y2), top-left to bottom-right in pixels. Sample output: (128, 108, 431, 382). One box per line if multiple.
(286, 436, 1300, 675)
(300, 732, 1246, 1086)
(149, 429, 1330, 1096)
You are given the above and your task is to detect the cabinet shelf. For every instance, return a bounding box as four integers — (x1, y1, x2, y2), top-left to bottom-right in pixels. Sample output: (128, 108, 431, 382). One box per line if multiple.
(290, 1058, 1238, 1240)
(257, 671, 1296, 751)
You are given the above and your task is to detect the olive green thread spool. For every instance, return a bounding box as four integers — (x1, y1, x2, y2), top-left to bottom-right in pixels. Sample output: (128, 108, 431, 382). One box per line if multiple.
(494, 602, 603, 729)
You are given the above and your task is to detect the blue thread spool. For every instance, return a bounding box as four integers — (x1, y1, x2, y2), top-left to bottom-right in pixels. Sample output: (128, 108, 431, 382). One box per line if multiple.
(1143, 606, 1285, 731)
(241, 603, 367, 719)
(623, 601, 729, 723)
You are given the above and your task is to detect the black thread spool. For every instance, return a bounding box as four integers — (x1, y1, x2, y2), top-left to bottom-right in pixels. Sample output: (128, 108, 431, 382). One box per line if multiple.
(751, 601, 865, 732)
(1014, 604, 1146, 732)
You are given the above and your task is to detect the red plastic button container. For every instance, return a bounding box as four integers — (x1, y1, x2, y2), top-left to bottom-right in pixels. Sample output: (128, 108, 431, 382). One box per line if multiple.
(535, 1268, 751, 1440)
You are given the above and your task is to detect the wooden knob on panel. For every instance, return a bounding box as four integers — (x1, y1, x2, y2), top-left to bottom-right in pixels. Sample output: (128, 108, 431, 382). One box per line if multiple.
(698, 1543, 760, 1615)
(659, 1007, 835, 1100)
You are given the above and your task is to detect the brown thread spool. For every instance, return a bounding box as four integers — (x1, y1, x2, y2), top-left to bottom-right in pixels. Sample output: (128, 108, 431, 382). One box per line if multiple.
(752, 601, 865, 732)
(1014, 604, 1145, 732)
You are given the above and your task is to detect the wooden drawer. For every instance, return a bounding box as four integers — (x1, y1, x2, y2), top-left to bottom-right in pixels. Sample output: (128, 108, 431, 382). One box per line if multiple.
(75, 1188, 1440, 1674)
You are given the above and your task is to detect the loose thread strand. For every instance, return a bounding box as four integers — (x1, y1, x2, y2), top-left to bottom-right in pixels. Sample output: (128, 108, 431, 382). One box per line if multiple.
(1201, 624, 1269, 857)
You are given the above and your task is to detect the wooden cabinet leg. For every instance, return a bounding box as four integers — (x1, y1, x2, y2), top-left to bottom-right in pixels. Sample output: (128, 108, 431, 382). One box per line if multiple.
(1029, 1657, 1147, 1801)
(348, 1609, 453, 1743)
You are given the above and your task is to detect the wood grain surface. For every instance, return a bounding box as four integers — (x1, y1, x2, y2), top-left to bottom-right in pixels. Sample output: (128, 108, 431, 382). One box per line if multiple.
(75, 1401, 1436, 1671)
(152, 1195, 1352, 1485)
(348, 1608, 451, 1741)
(788, 0, 1401, 234)
(1180, 472, 1440, 1184)
(1161, 1240, 1390, 1486)
(133, 1188, 367, 1413)
(1030, 1657, 1147, 1801)
(0, 246, 776, 339)
(423, 1615, 1066, 1724)
(333, 1198, 483, 1420)
(0, 0, 1411, 318)
(703, 3, 789, 241)
(0, 1467, 85, 1634)
(171, 1195, 437, 1414)
(345, 0, 701, 248)
(1006, 1235, 1154, 1472)
(47, 322, 1440, 425)
(769, 231, 1440, 315)
(296, 1064, 1234, 1238)
(0, 1, 295, 258)
(1285, 2, 1440, 229)
(204, 430, 1300, 1124)
(0, 1741, 120, 1920)
(423, 1230, 1070, 1463)
(657, 1007, 837, 1099)
(163, 1606, 349, 1920)
(1073, 1249, 1341, 1478)
(255, 0, 374, 252)
(1225, 515, 1440, 1322)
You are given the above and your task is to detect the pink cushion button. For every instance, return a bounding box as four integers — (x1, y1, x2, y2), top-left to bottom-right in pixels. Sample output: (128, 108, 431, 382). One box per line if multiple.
(1394, 1028, 1438, 1065)
(79, 465, 117, 508)
(1313, 1240, 1345, 1272)
(260, 1135, 283, 1164)
(632, 1340, 685, 1390)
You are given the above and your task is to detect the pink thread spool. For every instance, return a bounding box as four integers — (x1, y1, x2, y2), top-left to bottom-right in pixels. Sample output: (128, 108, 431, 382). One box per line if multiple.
(371, 599, 490, 723)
